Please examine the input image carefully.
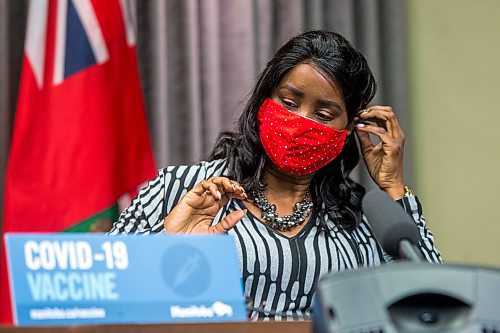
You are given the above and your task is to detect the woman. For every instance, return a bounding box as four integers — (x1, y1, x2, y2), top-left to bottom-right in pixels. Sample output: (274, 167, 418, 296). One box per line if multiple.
(110, 30, 441, 319)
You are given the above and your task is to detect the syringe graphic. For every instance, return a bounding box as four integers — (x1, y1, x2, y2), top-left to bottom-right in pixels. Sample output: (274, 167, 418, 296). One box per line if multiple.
(173, 253, 201, 288)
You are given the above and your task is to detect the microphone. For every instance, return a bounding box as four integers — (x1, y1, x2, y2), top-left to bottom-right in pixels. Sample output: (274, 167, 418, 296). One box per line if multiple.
(362, 190, 423, 262)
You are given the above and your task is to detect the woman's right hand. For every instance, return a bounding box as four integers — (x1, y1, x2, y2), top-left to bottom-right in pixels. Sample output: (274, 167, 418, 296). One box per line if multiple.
(163, 177, 248, 234)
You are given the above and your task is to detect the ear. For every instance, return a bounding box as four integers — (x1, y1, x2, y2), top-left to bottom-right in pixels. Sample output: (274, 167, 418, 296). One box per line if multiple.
(346, 121, 356, 136)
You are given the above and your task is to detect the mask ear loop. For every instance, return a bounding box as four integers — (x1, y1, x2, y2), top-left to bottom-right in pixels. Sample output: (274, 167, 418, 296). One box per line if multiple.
(349, 105, 367, 135)
(346, 123, 356, 136)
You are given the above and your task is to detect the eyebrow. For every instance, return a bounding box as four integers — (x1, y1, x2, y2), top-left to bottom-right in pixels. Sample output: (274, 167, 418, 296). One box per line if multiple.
(279, 84, 343, 111)
(280, 84, 304, 97)
(316, 99, 342, 111)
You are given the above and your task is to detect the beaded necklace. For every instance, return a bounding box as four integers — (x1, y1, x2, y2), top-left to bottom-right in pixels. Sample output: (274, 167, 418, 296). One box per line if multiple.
(252, 187, 313, 231)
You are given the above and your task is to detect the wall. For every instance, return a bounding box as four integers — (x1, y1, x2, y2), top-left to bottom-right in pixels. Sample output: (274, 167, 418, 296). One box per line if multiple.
(408, 0, 500, 266)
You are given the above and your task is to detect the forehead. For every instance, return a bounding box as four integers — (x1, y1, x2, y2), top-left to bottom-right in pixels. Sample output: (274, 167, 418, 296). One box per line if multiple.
(277, 63, 343, 99)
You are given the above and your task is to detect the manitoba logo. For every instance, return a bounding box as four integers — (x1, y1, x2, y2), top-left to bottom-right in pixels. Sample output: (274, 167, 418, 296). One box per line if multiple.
(170, 301, 234, 319)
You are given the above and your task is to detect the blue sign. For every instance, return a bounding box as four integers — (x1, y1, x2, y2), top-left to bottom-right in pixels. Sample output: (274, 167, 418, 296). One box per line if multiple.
(4, 233, 246, 326)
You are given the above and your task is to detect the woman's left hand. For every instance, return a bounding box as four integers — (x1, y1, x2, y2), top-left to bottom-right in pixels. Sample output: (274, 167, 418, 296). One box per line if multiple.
(355, 105, 405, 199)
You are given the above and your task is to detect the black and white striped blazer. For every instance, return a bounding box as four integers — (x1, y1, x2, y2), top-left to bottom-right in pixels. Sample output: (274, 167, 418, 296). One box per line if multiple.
(109, 159, 442, 320)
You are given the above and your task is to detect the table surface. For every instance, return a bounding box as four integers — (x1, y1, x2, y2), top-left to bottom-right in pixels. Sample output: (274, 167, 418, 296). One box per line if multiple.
(0, 320, 313, 333)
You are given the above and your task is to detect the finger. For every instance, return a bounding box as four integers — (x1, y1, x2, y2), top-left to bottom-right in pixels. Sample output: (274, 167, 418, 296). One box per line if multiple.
(355, 123, 396, 146)
(210, 177, 247, 199)
(358, 107, 393, 133)
(359, 105, 394, 116)
(192, 180, 222, 200)
(209, 177, 233, 194)
(358, 106, 402, 140)
(355, 126, 374, 155)
(209, 209, 247, 234)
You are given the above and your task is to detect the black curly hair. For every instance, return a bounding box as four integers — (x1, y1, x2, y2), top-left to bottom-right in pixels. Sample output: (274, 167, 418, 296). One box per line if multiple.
(208, 30, 377, 230)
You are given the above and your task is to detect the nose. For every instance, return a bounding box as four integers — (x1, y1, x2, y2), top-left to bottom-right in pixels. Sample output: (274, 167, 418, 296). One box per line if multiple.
(296, 106, 313, 120)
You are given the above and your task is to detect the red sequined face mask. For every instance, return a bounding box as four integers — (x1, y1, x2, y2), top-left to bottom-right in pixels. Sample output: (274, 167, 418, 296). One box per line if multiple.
(258, 98, 347, 175)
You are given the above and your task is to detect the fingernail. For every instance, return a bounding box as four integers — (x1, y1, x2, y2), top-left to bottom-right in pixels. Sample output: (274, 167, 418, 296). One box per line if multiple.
(243, 209, 248, 215)
(356, 123, 365, 128)
(216, 190, 222, 200)
(243, 193, 248, 199)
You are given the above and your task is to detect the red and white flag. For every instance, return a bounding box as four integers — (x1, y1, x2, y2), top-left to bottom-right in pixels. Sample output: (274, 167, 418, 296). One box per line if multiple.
(1, 0, 156, 323)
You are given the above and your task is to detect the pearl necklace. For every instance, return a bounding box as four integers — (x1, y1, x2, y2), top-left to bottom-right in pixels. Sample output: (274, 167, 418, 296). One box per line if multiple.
(252, 187, 313, 231)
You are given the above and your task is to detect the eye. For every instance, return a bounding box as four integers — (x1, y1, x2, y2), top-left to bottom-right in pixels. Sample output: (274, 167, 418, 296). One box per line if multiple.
(281, 98, 297, 110)
(315, 111, 335, 122)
